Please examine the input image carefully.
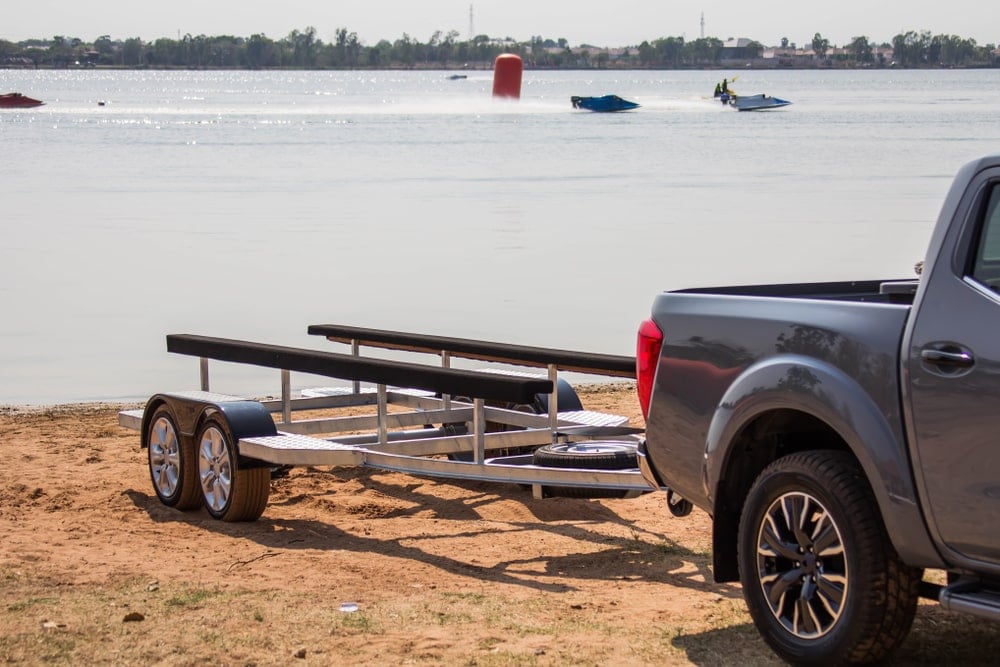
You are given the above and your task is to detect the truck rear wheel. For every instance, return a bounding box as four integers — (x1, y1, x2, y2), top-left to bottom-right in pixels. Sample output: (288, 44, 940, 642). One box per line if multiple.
(737, 450, 920, 665)
(196, 419, 270, 522)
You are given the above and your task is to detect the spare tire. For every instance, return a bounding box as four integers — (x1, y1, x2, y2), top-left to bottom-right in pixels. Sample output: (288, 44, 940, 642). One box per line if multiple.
(532, 441, 638, 498)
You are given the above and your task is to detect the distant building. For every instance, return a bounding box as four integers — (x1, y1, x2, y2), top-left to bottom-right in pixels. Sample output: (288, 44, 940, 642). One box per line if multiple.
(720, 38, 762, 65)
(761, 46, 814, 67)
(758, 44, 894, 67)
(721, 39, 758, 57)
(533, 44, 636, 67)
(2, 56, 37, 68)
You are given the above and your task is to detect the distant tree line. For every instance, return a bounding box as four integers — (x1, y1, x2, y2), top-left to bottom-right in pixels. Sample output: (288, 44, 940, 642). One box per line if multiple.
(1, 30, 516, 69)
(0, 28, 995, 70)
(889, 30, 988, 67)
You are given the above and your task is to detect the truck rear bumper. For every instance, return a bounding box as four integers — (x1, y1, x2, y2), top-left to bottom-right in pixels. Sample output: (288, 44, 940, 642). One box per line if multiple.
(636, 438, 666, 490)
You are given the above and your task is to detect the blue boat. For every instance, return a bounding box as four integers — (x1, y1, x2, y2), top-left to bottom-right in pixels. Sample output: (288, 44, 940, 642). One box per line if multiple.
(571, 94, 639, 112)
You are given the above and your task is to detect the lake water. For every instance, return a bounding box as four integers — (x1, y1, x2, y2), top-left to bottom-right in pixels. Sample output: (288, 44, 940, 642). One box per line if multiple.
(2, 68, 999, 404)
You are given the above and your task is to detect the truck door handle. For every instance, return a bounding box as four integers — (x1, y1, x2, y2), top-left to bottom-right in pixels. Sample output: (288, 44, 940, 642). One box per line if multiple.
(920, 347, 974, 368)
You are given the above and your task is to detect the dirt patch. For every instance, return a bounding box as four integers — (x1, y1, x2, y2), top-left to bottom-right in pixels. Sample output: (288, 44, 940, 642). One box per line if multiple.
(0, 389, 997, 665)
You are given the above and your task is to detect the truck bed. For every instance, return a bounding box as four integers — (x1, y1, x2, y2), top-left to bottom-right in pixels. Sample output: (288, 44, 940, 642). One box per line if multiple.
(643, 279, 914, 509)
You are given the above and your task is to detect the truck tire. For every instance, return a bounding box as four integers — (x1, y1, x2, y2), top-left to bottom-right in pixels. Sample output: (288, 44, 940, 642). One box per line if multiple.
(532, 441, 637, 498)
(146, 406, 202, 510)
(196, 419, 270, 522)
(737, 450, 921, 665)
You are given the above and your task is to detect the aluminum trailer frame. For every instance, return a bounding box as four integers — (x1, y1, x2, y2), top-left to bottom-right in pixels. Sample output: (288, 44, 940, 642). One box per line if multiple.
(120, 328, 652, 521)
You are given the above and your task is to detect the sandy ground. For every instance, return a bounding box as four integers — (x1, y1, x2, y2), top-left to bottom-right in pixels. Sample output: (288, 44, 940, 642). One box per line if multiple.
(1, 385, 999, 666)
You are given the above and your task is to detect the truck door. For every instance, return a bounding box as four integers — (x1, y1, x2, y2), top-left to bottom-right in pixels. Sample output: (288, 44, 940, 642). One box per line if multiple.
(905, 174, 1000, 566)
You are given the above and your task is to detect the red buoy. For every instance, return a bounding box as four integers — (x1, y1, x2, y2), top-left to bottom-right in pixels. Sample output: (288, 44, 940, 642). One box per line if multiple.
(492, 54, 523, 99)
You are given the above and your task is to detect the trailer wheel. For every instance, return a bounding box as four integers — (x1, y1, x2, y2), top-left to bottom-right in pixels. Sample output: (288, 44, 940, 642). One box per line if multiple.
(196, 419, 270, 522)
(146, 407, 201, 510)
(737, 451, 921, 665)
(532, 441, 638, 498)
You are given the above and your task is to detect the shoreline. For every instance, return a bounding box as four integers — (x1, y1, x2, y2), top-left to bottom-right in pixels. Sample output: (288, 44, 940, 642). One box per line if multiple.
(0, 380, 638, 412)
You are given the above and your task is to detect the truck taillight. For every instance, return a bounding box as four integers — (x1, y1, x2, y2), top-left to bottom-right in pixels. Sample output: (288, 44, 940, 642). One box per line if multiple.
(636, 318, 662, 420)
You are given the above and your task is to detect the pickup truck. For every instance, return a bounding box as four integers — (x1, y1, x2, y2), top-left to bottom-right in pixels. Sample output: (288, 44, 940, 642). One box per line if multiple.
(634, 154, 1000, 665)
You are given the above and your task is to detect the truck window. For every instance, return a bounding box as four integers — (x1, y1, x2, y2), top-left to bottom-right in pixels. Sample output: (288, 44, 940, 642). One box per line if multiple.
(971, 184, 1000, 289)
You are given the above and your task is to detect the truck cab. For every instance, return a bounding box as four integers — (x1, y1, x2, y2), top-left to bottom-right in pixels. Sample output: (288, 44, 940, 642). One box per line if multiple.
(904, 160, 1000, 570)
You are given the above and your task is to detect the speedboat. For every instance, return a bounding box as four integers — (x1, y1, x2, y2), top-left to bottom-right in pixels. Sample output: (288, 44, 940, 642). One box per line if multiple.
(570, 94, 639, 112)
(729, 93, 791, 111)
(0, 92, 44, 108)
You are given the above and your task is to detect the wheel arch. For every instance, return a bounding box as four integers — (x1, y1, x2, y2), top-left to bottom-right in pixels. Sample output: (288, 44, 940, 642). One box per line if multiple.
(703, 356, 943, 582)
(141, 393, 277, 468)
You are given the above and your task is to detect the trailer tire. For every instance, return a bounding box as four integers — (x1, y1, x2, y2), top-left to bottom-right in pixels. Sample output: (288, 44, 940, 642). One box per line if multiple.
(146, 407, 202, 510)
(196, 418, 270, 522)
(532, 441, 637, 498)
(737, 450, 921, 665)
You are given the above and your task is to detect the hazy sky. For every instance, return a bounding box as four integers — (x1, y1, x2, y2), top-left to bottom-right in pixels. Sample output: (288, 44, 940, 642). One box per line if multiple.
(7, 1, 998, 48)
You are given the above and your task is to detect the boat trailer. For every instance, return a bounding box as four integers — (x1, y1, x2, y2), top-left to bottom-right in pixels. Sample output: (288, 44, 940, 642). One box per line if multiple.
(119, 324, 658, 522)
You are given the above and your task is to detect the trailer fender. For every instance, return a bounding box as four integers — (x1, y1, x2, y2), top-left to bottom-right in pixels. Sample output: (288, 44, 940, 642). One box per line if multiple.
(534, 377, 584, 413)
(140, 393, 277, 468)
